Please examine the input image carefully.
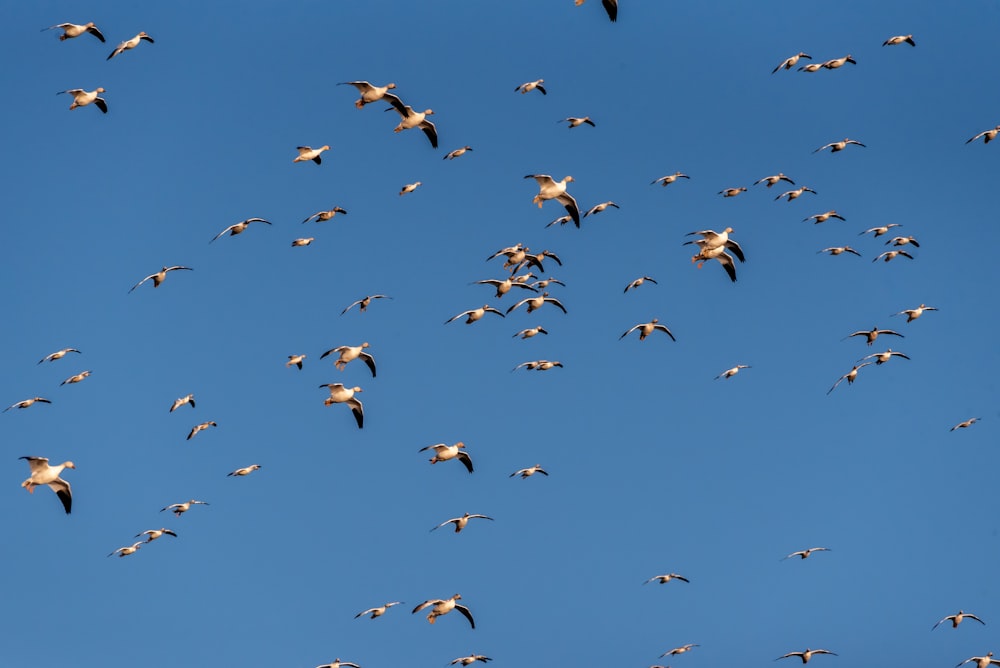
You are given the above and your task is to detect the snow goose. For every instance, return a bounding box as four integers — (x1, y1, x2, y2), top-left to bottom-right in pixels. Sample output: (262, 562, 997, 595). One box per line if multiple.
(38, 348, 81, 364)
(412, 594, 475, 627)
(584, 201, 619, 217)
(885, 235, 919, 248)
(775, 186, 817, 201)
(777, 649, 838, 663)
(966, 125, 1000, 145)
(210, 217, 271, 242)
(644, 573, 690, 585)
(516, 250, 563, 274)
(546, 215, 574, 227)
(843, 326, 903, 346)
(473, 277, 538, 299)
(294, 145, 330, 164)
(108, 542, 143, 558)
(822, 54, 856, 69)
(719, 187, 747, 197)
(651, 172, 690, 187)
(950, 417, 981, 432)
(512, 360, 563, 371)
(20, 456, 74, 514)
(43, 22, 105, 42)
(685, 227, 733, 249)
(783, 547, 830, 560)
(827, 363, 872, 394)
(956, 654, 1000, 668)
(4, 397, 52, 412)
(814, 138, 865, 153)
(419, 442, 473, 472)
(446, 305, 505, 325)
(107, 32, 154, 60)
(505, 292, 567, 315)
(933, 610, 985, 630)
(187, 421, 217, 440)
(515, 79, 546, 95)
(892, 304, 937, 322)
(355, 602, 403, 619)
(128, 265, 193, 293)
(338, 80, 397, 108)
(560, 116, 595, 128)
(624, 276, 657, 292)
(287, 354, 306, 370)
(400, 181, 422, 195)
(798, 63, 824, 72)
(315, 659, 360, 668)
(320, 343, 376, 377)
(431, 512, 494, 533)
(383, 93, 438, 147)
(341, 295, 392, 314)
(291, 238, 314, 247)
(58, 87, 107, 113)
(510, 464, 548, 478)
(227, 464, 261, 477)
(859, 224, 901, 238)
(169, 394, 195, 412)
(715, 365, 751, 379)
(451, 655, 492, 665)
(60, 370, 91, 386)
(525, 175, 580, 226)
(755, 173, 795, 188)
(690, 244, 740, 282)
(872, 250, 914, 263)
(883, 35, 916, 47)
(160, 500, 209, 517)
(620, 318, 676, 342)
(136, 528, 177, 542)
(444, 146, 473, 160)
(319, 384, 364, 429)
(818, 246, 861, 257)
(804, 210, 845, 224)
(662, 644, 699, 657)
(772, 52, 811, 73)
(513, 326, 549, 339)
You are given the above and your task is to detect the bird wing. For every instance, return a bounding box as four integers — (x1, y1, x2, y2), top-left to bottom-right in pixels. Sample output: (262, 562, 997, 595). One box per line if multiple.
(546, 297, 568, 314)
(654, 324, 676, 342)
(620, 324, 640, 339)
(359, 352, 377, 378)
(454, 604, 476, 628)
(49, 478, 72, 514)
(210, 225, 237, 242)
(456, 452, 474, 473)
(420, 119, 439, 148)
(382, 93, 409, 117)
(128, 274, 155, 293)
(556, 192, 581, 227)
(412, 600, 437, 613)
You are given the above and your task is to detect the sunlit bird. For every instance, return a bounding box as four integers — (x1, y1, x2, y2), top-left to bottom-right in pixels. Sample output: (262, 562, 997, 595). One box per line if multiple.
(932, 610, 985, 630)
(227, 464, 261, 477)
(187, 421, 217, 440)
(338, 80, 397, 109)
(293, 145, 330, 164)
(624, 276, 658, 292)
(776, 649, 837, 663)
(287, 354, 306, 370)
(341, 295, 392, 315)
(107, 31, 154, 60)
(60, 370, 91, 386)
(302, 208, 347, 224)
(644, 573, 690, 585)
(783, 547, 830, 560)
(136, 528, 177, 543)
(451, 655, 492, 665)
(400, 181, 422, 196)
(419, 442, 473, 473)
(857, 349, 910, 365)
(814, 138, 865, 153)
(320, 343, 376, 377)
(20, 456, 74, 514)
(715, 365, 751, 379)
(170, 394, 195, 412)
(412, 594, 475, 627)
(319, 384, 364, 429)
(621, 318, 676, 342)
(58, 87, 107, 113)
(955, 653, 1000, 668)
(525, 174, 580, 226)
(513, 326, 549, 339)
(446, 305, 505, 325)
(966, 125, 1000, 145)
(843, 326, 903, 346)
(818, 247, 861, 257)
(210, 218, 270, 242)
(4, 397, 52, 412)
(128, 266, 193, 293)
(43, 22, 105, 42)
(950, 417, 981, 432)
(515, 79, 546, 95)
(827, 364, 872, 394)
(355, 601, 403, 619)
(804, 211, 845, 224)
(651, 172, 690, 187)
(108, 542, 143, 558)
(883, 34, 916, 47)
(38, 348, 81, 364)
(444, 146, 473, 160)
(383, 93, 438, 148)
(160, 500, 209, 517)
(510, 464, 548, 478)
(662, 644, 699, 657)
(892, 304, 937, 322)
(431, 512, 494, 534)
(772, 52, 811, 73)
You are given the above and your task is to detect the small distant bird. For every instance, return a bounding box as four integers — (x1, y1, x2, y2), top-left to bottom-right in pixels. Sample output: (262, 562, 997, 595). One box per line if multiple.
(955, 653, 1000, 668)
(107, 32, 154, 60)
(170, 394, 195, 412)
(860, 224, 901, 238)
(315, 659, 360, 668)
(20, 456, 74, 514)
(431, 512, 494, 533)
(4, 397, 52, 412)
(187, 421, 217, 440)
(383, 93, 438, 148)
(291, 238, 314, 247)
(822, 54, 856, 69)
(620, 318, 676, 342)
(799, 63, 824, 72)
(892, 304, 937, 322)
(473, 277, 538, 299)
(43, 22, 105, 42)
(319, 384, 364, 429)
(506, 292, 567, 316)
(419, 442, 473, 473)
(624, 276, 657, 292)
(818, 246, 861, 257)
(444, 146, 473, 160)
(341, 295, 392, 315)
(719, 187, 747, 197)
(108, 542, 143, 558)
(858, 349, 910, 365)
(58, 87, 107, 113)
(814, 138, 865, 153)
(883, 34, 916, 47)
(715, 365, 751, 379)
(783, 547, 831, 560)
(772, 52, 811, 73)
(827, 364, 873, 394)
(513, 326, 549, 339)
(227, 464, 261, 477)
(560, 116, 595, 128)
(136, 528, 177, 543)
(651, 172, 690, 187)
(60, 370, 91, 386)
(776, 649, 838, 663)
(400, 181, 422, 196)
(775, 186, 817, 201)
(515, 79, 546, 95)
(932, 610, 985, 630)
(302, 208, 347, 223)
(38, 348, 81, 364)
(525, 174, 580, 226)
(287, 354, 306, 370)
(755, 173, 795, 188)
(966, 125, 1000, 145)
(338, 80, 396, 109)
(872, 250, 914, 263)
(644, 573, 690, 585)
(950, 417, 981, 432)
(843, 326, 903, 346)
(320, 343, 376, 377)
(584, 201, 619, 217)
(885, 235, 920, 248)
(451, 656, 492, 666)
(355, 602, 403, 619)
(446, 305, 505, 325)
(512, 360, 563, 372)
(412, 594, 475, 627)
(804, 211, 846, 224)
(294, 145, 330, 164)
(510, 464, 548, 478)
(210, 218, 270, 242)
(546, 215, 574, 227)
(662, 644, 699, 657)
(160, 500, 209, 517)
(128, 265, 193, 293)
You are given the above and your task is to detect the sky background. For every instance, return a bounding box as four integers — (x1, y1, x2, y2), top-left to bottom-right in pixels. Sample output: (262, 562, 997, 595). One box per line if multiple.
(3, 1, 999, 666)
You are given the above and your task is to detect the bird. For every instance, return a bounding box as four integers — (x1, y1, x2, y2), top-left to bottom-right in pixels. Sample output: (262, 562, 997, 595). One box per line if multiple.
(187, 421, 217, 440)
(560, 116, 596, 128)
(43, 22, 106, 42)
(210, 218, 271, 242)
(799, 63, 824, 73)
(319, 384, 364, 429)
(293, 145, 330, 164)
(715, 365, 751, 379)
(755, 173, 795, 188)
(512, 360, 564, 372)
(287, 354, 306, 370)
(58, 87, 108, 113)
(772, 52, 811, 73)
(776, 649, 838, 663)
(169, 394, 195, 412)
(451, 656, 492, 666)
(525, 174, 581, 226)
(473, 277, 538, 299)
(354, 602, 403, 619)
(108, 542, 143, 558)
(950, 418, 981, 432)
(19, 456, 74, 514)
(128, 266, 193, 293)
(644, 573, 690, 585)
(719, 187, 747, 197)
(341, 295, 391, 314)
(446, 305, 505, 325)
(689, 244, 741, 283)
(892, 304, 938, 322)
(843, 327, 903, 346)
(38, 348, 81, 364)
(651, 172, 690, 187)
(546, 215, 574, 227)
(431, 512, 494, 533)
(419, 442, 473, 473)
(60, 371, 91, 386)
(685, 227, 734, 248)
(301, 208, 347, 224)
(624, 276, 658, 292)
(516, 250, 563, 274)
(444, 146, 473, 160)
(775, 186, 817, 202)
(136, 528, 177, 543)
(822, 54, 856, 69)
(412, 594, 475, 627)
(885, 235, 920, 248)
(506, 292, 567, 315)
(783, 547, 831, 560)
(291, 238, 314, 247)
(510, 464, 548, 478)
(872, 250, 914, 263)
(804, 211, 846, 224)
(383, 93, 438, 148)
(320, 343, 376, 377)
(620, 318, 676, 342)
(827, 364, 873, 394)
(107, 31, 154, 60)
(4, 397, 52, 412)
(860, 224, 901, 238)
(338, 80, 396, 109)
(883, 34, 916, 47)
(400, 181, 423, 196)
(315, 659, 360, 668)
(933, 610, 985, 630)
(160, 500, 209, 517)
(956, 654, 1000, 668)
(966, 125, 1000, 145)
(584, 201, 620, 217)
(513, 326, 549, 340)
(515, 79, 546, 95)
(662, 644, 699, 657)
(814, 138, 865, 153)
(818, 246, 861, 257)
(227, 464, 261, 477)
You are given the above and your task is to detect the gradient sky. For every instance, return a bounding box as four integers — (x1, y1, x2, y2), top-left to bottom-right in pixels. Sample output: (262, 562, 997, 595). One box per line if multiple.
(4, 1, 999, 667)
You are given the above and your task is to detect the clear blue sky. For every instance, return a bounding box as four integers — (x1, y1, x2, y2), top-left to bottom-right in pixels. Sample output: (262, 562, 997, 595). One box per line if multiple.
(4, 1, 998, 667)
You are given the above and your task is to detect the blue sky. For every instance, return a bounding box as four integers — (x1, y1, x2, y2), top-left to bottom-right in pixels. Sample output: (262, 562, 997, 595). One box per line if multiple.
(4, 1, 999, 666)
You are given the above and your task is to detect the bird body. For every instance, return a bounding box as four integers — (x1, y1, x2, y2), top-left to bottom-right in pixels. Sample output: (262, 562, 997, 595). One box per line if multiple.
(804, 211, 846, 224)
(431, 512, 494, 533)
(61, 370, 91, 386)
(355, 602, 403, 619)
(506, 292, 567, 316)
(777, 649, 837, 663)
(400, 182, 422, 195)
(624, 276, 657, 292)
(210, 218, 270, 242)
(107, 32, 154, 59)
(967, 125, 1000, 145)
(515, 79, 546, 95)
(38, 348, 81, 364)
(814, 138, 865, 153)
(5, 397, 52, 412)
(783, 547, 830, 560)
(136, 528, 177, 542)
(129, 266, 193, 293)
(320, 343, 376, 377)
(444, 146, 473, 160)
(822, 54, 856, 69)
(561, 116, 595, 128)
(510, 464, 548, 478)
(383, 93, 438, 147)
(644, 573, 690, 585)
(525, 174, 580, 226)
(187, 421, 217, 440)
(339, 80, 396, 108)
(446, 305, 505, 325)
(584, 201, 619, 217)
(818, 247, 861, 257)
(892, 304, 937, 322)
(108, 542, 143, 558)
(883, 35, 916, 47)
(20, 456, 74, 514)
(170, 394, 195, 412)
(419, 442, 473, 472)
(827, 364, 872, 394)
(756, 173, 795, 188)
(59, 87, 108, 113)
(319, 384, 364, 429)
(951, 418, 981, 431)
(715, 365, 750, 379)
(412, 594, 475, 627)
(341, 295, 391, 315)
(287, 354, 306, 370)
(933, 610, 985, 630)
(652, 172, 690, 186)
(294, 145, 330, 164)
(160, 500, 209, 517)
(620, 318, 676, 342)
(773, 52, 811, 73)
(44, 22, 105, 42)
(228, 464, 261, 477)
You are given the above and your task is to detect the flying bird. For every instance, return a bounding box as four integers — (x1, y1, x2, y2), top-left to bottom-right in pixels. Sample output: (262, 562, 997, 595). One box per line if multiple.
(885, 235, 920, 248)
(883, 34, 916, 47)
(966, 125, 1000, 145)
(662, 644, 699, 657)
(291, 238, 314, 247)
(950, 418, 981, 432)
(799, 63, 824, 73)
(651, 172, 690, 187)
(38, 348, 81, 364)
(872, 250, 914, 263)
(624, 276, 657, 292)
(444, 146, 473, 160)
(513, 326, 549, 339)
(341, 295, 392, 315)
(107, 31, 154, 60)
(473, 277, 538, 299)
(210, 218, 270, 242)
(293, 145, 330, 164)
(160, 500, 209, 517)
(560, 116, 595, 128)
(446, 305, 505, 325)
(776, 649, 837, 663)
(512, 360, 563, 372)
(419, 442, 473, 473)
(892, 304, 937, 322)
(43, 22, 105, 42)
(719, 187, 747, 197)
(319, 384, 364, 429)
(302, 208, 347, 224)
(644, 573, 690, 585)
(19, 456, 74, 514)
(169, 394, 195, 412)
(187, 421, 217, 440)
(60, 371, 91, 386)
(338, 80, 397, 109)
(320, 343, 376, 377)
(715, 365, 751, 379)
(814, 138, 865, 153)
(506, 293, 567, 315)
(584, 201, 620, 217)
(108, 542, 143, 558)
(383, 93, 438, 148)
(58, 87, 107, 113)
(775, 186, 817, 201)
(620, 318, 676, 342)
(932, 610, 985, 630)
(860, 224, 901, 238)
(128, 266, 193, 293)
(4, 397, 52, 412)
(955, 654, 1000, 668)
(412, 594, 475, 628)
(755, 173, 795, 188)
(314, 659, 360, 668)
(136, 528, 177, 543)
(827, 364, 873, 394)
(510, 464, 548, 478)
(783, 547, 830, 560)
(772, 52, 811, 73)
(451, 656, 492, 666)
(525, 174, 581, 226)
(843, 327, 903, 346)
(431, 512, 494, 534)
(515, 79, 546, 95)
(818, 247, 861, 257)
(227, 464, 261, 477)
(804, 211, 846, 224)
(354, 602, 403, 619)
(287, 354, 306, 370)
(822, 54, 856, 69)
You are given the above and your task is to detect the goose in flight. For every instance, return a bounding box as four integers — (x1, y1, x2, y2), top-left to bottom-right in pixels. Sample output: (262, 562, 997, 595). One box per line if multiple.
(136, 528, 177, 543)
(169, 394, 195, 412)
(512, 360, 563, 372)
(872, 250, 914, 263)
(58, 87, 107, 113)
(860, 224, 901, 238)
(755, 173, 795, 188)
(827, 363, 872, 394)
(772, 52, 811, 73)
(444, 146, 473, 160)
(932, 610, 985, 630)
(419, 442, 473, 472)
(620, 318, 676, 342)
(400, 181, 422, 195)
(814, 138, 865, 153)
(287, 354, 306, 370)
(446, 305, 505, 325)
(513, 326, 548, 339)
(60, 370, 91, 386)
(804, 211, 846, 224)
(560, 116, 595, 128)
(885, 235, 919, 248)
(510, 464, 548, 478)
(355, 602, 403, 619)
(686, 227, 733, 248)
(955, 654, 1000, 668)
(823, 54, 856, 69)
(319, 384, 364, 429)
(291, 238, 314, 247)
(20, 456, 74, 514)
(128, 265, 193, 293)
(431, 512, 494, 533)
(451, 656, 492, 666)
(473, 277, 538, 299)
(818, 247, 861, 257)
(776, 649, 837, 663)
(187, 421, 217, 440)
(546, 215, 574, 227)
(515, 79, 546, 95)
(967, 125, 1000, 145)
(341, 295, 391, 315)
(799, 63, 824, 72)
(320, 343, 376, 377)
(383, 93, 438, 148)
(412, 594, 475, 627)
(584, 201, 619, 217)
(883, 34, 916, 47)
(227, 464, 261, 477)
(302, 208, 347, 224)
(43, 22, 105, 42)
(107, 31, 154, 60)
(108, 542, 143, 558)
(624, 276, 657, 292)
(950, 417, 981, 432)
(783, 547, 830, 560)
(38, 348, 80, 364)
(315, 659, 360, 668)
(506, 292, 567, 315)
(338, 80, 396, 109)
(662, 644, 699, 657)
(210, 218, 270, 242)
(715, 365, 751, 379)
(843, 327, 903, 346)
(775, 186, 817, 202)
(5, 397, 52, 412)
(892, 304, 937, 322)
(525, 175, 580, 226)
(160, 500, 209, 517)
(719, 187, 747, 197)
(293, 145, 331, 164)
(516, 250, 563, 274)
(644, 573, 690, 585)
(651, 172, 690, 187)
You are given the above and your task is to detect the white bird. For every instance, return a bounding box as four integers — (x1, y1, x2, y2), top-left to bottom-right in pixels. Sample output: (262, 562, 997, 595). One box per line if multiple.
(510, 464, 548, 478)
(814, 138, 865, 153)
(287, 354, 306, 370)
(187, 421, 217, 440)
(446, 305, 505, 325)
(400, 182, 422, 196)
(857, 349, 910, 365)
(956, 654, 1000, 668)
(783, 547, 830, 560)
(43, 22, 105, 42)
(892, 304, 937, 322)
(818, 246, 861, 257)
(620, 318, 676, 342)
(315, 659, 360, 668)
(341, 295, 392, 315)
(525, 174, 580, 226)
(775, 186, 817, 202)
(506, 292, 567, 315)
(320, 343, 376, 377)
(843, 327, 903, 346)
(383, 93, 438, 148)
(474, 276, 538, 299)
(689, 244, 741, 283)
(210, 218, 271, 242)
(60, 370, 91, 386)
(291, 238, 314, 247)
(885, 235, 920, 248)
(560, 116, 595, 128)
(513, 326, 549, 339)
(20, 456, 74, 514)
(776, 649, 837, 663)
(444, 146, 473, 160)
(827, 363, 873, 394)
(872, 250, 914, 263)
(804, 211, 846, 224)
(338, 80, 397, 109)
(966, 125, 1000, 145)
(515, 79, 546, 95)
(624, 276, 658, 292)
(799, 63, 824, 72)
(108, 542, 143, 558)
(644, 573, 690, 585)
(884, 35, 916, 47)
(419, 442, 473, 473)
(685, 227, 733, 249)
(169, 394, 195, 412)
(860, 224, 901, 238)
(933, 610, 985, 630)
(755, 173, 795, 188)
(128, 265, 193, 293)
(302, 208, 347, 224)
(355, 602, 403, 619)
(719, 187, 747, 197)
(546, 215, 574, 227)
(5, 397, 52, 412)
(160, 500, 209, 517)
(431, 512, 494, 533)
(715, 365, 751, 379)
(772, 52, 811, 73)
(58, 87, 107, 113)
(38, 348, 81, 364)
(412, 594, 475, 627)
(584, 201, 620, 217)
(950, 418, 981, 432)
(294, 145, 330, 164)
(451, 655, 492, 666)
(512, 360, 563, 372)
(651, 172, 690, 187)
(227, 464, 261, 477)
(319, 384, 364, 429)
(136, 528, 177, 543)
(822, 54, 856, 69)
(662, 644, 699, 657)
(107, 32, 154, 60)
